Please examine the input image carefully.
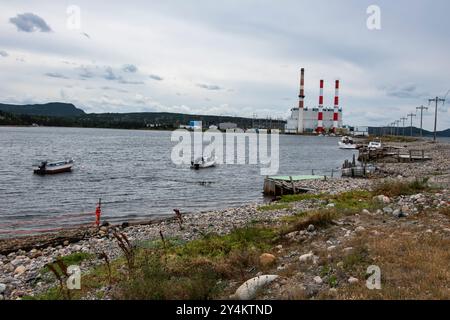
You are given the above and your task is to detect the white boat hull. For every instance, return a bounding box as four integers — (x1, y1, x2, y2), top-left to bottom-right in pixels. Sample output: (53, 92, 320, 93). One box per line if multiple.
(190, 159, 216, 169)
(338, 142, 357, 150)
(33, 160, 74, 175)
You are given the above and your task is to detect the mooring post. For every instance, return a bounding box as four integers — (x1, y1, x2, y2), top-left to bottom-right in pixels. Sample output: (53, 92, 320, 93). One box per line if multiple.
(289, 176, 296, 194)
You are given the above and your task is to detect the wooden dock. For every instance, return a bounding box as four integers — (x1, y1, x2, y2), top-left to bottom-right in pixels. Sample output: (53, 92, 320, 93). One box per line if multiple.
(358, 147, 431, 163)
(263, 175, 323, 196)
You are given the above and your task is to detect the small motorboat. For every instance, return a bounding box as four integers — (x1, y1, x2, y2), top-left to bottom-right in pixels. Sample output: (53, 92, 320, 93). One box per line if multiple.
(190, 157, 216, 170)
(33, 159, 74, 175)
(338, 136, 357, 150)
(368, 140, 382, 150)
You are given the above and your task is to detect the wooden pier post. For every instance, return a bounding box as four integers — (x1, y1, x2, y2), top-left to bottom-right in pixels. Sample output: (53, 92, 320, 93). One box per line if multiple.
(289, 176, 296, 194)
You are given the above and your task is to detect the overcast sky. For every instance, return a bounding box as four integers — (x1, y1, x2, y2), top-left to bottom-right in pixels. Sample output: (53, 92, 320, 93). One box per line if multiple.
(0, 0, 449, 129)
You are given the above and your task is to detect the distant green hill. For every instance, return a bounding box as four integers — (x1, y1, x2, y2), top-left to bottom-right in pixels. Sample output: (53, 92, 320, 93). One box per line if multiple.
(0, 102, 85, 117)
(0, 102, 285, 130)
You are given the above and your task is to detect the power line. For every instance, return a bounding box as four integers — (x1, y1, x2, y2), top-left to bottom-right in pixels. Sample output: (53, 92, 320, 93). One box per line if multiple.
(400, 117, 407, 136)
(416, 105, 428, 137)
(407, 112, 416, 137)
(428, 96, 446, 142)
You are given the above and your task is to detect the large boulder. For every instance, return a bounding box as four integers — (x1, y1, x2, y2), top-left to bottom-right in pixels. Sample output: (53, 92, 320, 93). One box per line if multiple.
(232, 275, 279, 300)
(259, 253, 276, 267)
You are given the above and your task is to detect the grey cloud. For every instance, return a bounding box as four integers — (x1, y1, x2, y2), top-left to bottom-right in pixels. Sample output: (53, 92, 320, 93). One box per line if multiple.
(118, 79, 144, 85)
(122, 64, 138, 73)
(79, 66, 95, 79)
(82, 32, 91, 39)
(149, 74, 163, 81)
(104, 67, 120, 80)
(101, 86, 129, 93)
(0, 50, 8, 57)
(9, 13, 52, 33)
(197, 83, 222, 91)
(384, 84, 428, 99)
(104, 66, 143, 84)
(45, 72, 69, 79)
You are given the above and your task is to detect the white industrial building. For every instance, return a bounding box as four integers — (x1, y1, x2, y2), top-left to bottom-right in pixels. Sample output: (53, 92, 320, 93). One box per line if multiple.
(285, 68, 344, 134)
(285, 108, 343, 133)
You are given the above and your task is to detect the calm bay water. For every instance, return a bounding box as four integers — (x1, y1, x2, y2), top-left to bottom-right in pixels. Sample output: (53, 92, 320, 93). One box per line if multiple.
(0, 126, 357, 237)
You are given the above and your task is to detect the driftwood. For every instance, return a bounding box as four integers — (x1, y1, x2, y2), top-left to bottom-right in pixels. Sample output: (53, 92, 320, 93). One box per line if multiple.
(0, 227, 96, 255)
(0, 216, 178, 255)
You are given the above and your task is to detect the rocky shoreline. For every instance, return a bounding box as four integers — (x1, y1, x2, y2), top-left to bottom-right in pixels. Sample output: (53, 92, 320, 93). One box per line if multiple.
(0, 139, 449, 300)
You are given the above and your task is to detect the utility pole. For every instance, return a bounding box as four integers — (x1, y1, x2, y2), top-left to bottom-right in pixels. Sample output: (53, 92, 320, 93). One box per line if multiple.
(395, 120, 400, 136)
(428, 97, 445, 142)
(400, 117, 407, 136)
(407, 113, 416, 137)
(416, 105, 428, 137)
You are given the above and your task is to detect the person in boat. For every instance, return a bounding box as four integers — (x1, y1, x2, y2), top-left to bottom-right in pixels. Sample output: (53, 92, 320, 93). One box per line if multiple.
(38, 161, 47, 174)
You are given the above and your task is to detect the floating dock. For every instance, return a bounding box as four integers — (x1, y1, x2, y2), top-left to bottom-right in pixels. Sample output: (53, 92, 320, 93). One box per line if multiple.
(263, 175, 323, 196)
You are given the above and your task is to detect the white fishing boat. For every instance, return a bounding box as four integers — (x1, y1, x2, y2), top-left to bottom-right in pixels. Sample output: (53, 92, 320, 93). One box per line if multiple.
(368, 140, 382, 150)
(338, 136, 357, 149)
(190, 157, 216, 170)
(33, 159, 74, 175)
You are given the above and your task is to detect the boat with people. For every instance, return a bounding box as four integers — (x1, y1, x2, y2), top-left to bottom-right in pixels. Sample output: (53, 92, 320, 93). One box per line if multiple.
(338, 136, 358, 149)
(190, 157, 216, 170)
(33, 159, 74, 175)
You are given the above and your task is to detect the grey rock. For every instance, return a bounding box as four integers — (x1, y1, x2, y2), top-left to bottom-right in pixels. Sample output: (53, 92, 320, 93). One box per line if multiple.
(313, 276, 323, 284)
(14, 265, 26, 275)
(383, 207, 393, 214)
(232, 275, 279, 300)
(393, 209, 407, 218)
(348, 277, 359, 284)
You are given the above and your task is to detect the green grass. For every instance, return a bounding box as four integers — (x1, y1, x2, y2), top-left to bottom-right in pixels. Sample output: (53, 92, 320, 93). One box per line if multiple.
(343, 246, 371, 271)
(40, 252, 94, 275)
(286, 209, 337, 233)
(115, 225, 279, 299)
(280, 193, 324, 203)
(175, 227, 277, 258)
(331, 190, 378, 213)
(258, 203, 291, 212)
(328, 275, 338, 288)
(22, 287, 63, 300)
(373, 178, 430, 198)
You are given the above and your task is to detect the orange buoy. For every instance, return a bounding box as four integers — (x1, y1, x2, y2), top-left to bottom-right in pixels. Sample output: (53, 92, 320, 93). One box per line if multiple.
(95, 198, 102, 227)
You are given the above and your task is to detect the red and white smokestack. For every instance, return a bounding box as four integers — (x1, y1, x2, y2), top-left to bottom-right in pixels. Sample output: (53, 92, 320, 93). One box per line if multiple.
(299, 68, 305, 109)
(297, 68, 305, 133)
(332, 80, 340, 132)
(316, 79, 324, 133)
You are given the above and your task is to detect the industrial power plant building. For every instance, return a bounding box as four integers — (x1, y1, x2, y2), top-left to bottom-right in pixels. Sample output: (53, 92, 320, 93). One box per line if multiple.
(285, 68, 343, 134)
